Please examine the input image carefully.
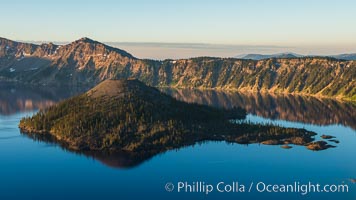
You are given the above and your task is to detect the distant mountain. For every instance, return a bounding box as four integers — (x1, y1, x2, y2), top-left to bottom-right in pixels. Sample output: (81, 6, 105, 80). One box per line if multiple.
(0, 37, 355, 100)
(235, 52, 356, 61)
(235, 53, 303, 60)
(331, 53, 356, 61)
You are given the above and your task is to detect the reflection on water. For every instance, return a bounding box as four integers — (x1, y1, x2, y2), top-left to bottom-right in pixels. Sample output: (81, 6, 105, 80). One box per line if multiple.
(2, 83, 354, 130)
(1, 84, 354, 169)
(20, 131, 157, 168)
(0, 82, 356, 130)
(21, 118, 333, 168)
(0, 82, 89, 115)
(162, 88, 356, 130)
(1, 85, 355, 200)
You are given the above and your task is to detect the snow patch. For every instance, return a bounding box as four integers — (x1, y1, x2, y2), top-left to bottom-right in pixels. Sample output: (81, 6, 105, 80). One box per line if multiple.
(9, 68, 15, 72)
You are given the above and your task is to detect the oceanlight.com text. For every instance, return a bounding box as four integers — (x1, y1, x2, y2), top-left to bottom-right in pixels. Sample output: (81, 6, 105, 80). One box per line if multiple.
(165, 181, 349, 195)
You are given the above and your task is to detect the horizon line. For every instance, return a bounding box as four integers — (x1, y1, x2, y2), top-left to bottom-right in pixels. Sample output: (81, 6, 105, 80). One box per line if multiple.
(2, 36, 355, 59)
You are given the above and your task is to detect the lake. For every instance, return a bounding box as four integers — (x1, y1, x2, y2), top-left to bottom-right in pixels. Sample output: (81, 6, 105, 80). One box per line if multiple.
(0, 84, 355, 200)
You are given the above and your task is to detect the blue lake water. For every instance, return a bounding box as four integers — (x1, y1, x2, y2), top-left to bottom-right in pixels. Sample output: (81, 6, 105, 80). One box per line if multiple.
(0, 86, 355, 200)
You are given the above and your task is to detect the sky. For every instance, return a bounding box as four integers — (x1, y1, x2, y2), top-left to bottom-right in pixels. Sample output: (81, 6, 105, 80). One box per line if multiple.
(1, 0, 356, 59)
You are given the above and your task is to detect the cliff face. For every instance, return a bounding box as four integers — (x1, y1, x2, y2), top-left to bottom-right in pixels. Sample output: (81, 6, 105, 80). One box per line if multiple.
(0, 37, 142, 85)
(161, 57, 355, 99)
(0, 37, 355, 99)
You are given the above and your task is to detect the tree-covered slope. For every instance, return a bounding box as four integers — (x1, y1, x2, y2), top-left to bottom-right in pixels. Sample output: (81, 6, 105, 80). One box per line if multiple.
(19, 79, 325, 152)
(19, 79, 246, 151)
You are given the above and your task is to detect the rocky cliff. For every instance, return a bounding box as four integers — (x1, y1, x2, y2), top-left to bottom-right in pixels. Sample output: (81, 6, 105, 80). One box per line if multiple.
(0, 37, 355, 100)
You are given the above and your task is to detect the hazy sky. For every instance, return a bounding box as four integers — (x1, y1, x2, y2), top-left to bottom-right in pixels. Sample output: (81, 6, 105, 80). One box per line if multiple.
(1, 0, 356, 58)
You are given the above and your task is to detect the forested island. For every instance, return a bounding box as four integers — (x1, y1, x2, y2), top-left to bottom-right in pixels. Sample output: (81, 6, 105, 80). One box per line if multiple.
(19, 79, 335, 153)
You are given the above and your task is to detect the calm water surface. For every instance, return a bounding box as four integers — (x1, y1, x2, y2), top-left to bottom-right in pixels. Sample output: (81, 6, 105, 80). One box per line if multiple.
(0, 85, 355, 200)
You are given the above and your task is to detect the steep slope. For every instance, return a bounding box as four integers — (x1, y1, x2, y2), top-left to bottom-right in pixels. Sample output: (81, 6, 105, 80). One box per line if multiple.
(0, 37, 355, 100)
(0, 37, 57, 76)
(156, 57, 355, 100)
(0, 37, 141, 84)
(19, 79, 321, 152)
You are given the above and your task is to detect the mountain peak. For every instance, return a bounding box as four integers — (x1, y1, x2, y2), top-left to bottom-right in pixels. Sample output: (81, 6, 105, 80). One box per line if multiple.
(87, 79, 158, 98)
(67, 37, 135, 59)
(76, 37, 98, 44)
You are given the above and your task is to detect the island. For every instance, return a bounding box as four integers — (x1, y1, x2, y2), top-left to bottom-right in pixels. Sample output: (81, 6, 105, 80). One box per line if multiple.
(19, 79, 335, 158)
